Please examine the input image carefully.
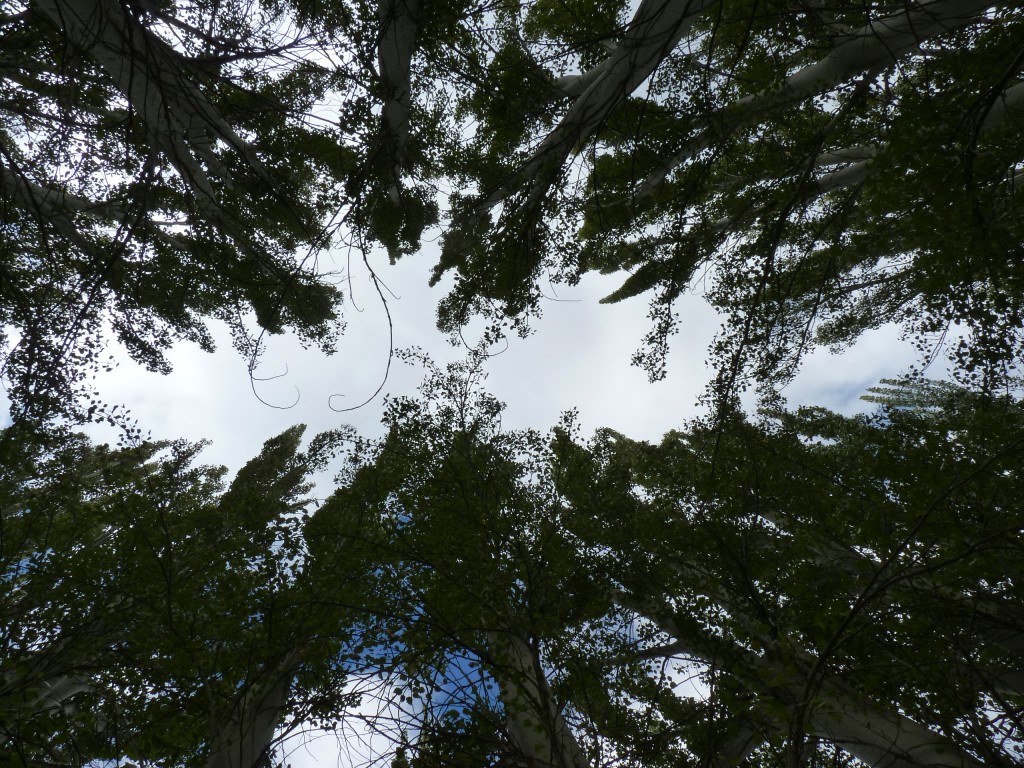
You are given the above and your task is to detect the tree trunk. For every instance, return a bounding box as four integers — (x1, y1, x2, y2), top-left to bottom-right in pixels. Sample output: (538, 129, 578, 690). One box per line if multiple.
(486, 628, 588, 768)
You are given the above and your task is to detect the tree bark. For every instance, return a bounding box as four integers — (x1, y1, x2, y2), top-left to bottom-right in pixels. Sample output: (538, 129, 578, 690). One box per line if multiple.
(203, 650, 300, 768)
(476, 0, 716, 214)
(615, 592, 989, 768)
(34, 0, 267, 204)
(635, 0, 1000, 200)
(378, 0, 420, 200)
(486, 628, 589, 768)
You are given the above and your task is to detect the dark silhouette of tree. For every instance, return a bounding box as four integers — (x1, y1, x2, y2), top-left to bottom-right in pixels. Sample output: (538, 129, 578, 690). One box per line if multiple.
(4, 1, 1021, 417)
(363, 0, 1023, 395)
(0, 0, 354, 420)
(0, 423, 373, 767)
(307, 359, 1023, 768)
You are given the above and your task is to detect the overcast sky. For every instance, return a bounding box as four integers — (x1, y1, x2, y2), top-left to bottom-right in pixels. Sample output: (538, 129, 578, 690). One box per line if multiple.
(83, 244, 919, 479)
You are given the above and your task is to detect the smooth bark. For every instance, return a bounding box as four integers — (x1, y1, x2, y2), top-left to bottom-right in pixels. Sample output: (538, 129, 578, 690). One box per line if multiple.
(486, 628, 589, 768)
(476, 0, 716, 213)
(203, 650, 301, 768)
(378, 0, 420, 201)
(635, 0, 1000, 200)
(35, 0, 267, 206)
(616, 593, 988, 768)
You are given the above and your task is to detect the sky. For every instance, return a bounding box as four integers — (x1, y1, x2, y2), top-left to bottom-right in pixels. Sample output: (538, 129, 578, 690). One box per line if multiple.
(81, 241, 919, 485)
(78, 239, 921, 768)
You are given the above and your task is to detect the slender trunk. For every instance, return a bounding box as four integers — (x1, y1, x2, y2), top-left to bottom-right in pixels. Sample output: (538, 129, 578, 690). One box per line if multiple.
(378, 0, 420, 199)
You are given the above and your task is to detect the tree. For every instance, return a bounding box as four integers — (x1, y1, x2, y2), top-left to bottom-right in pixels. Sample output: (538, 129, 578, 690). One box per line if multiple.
(5, 3, 1023, 766)
(5, 357, 1019, 767)
(6, 0, 1021, 419)
(348, 0, 1024, 394)
(307, 358, 1023, 768)
(0, 422, 373, 766)
(0, 0, 361, 420)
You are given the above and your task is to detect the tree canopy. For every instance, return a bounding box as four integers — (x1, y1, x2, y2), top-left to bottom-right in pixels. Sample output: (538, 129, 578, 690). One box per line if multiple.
(0, 0, 354, 419)
(1, 1, 1022, 767)
(4, 0, 1023, 419)
(8, 360, 1019, 767)
(0, 422, 370, 766)
(305, 360, 1024, 768)
(411, 0, 1024, 394)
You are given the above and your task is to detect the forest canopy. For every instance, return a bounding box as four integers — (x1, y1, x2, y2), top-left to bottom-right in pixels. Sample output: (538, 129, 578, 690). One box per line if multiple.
(3, 365, 1022, 766)
(0, 0, 1021, 767)
(2, 0, 1022, 419)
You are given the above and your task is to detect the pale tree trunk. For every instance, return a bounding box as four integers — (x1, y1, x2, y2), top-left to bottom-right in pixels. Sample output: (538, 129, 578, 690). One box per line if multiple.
(979, 80, 1024, 131)
(378, 0, 420, 201)
(807, 683, 988, 768)
(806, 79, 1024, 195)
(486, 628, 589, 768)
(0, 598, 131, 748)
(0, 163, 190, 251)
(203, 650, 300, 768)
(704, 75, 1024, 234)
(616, 593, 988, 768)
(635, 0, 1000, 200)
(476, 0, 715, 214)
(0, 672, 94, 747)
(34, 0, 267, 205)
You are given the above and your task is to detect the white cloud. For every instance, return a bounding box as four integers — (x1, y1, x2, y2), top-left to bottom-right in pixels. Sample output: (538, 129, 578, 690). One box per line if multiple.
(82, 243, 920, 474)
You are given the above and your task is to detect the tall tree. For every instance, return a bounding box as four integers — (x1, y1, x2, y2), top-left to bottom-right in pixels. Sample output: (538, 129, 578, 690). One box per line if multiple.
(343, 0, 1024, 394)
(0, 423, 372, 766)
(0, 0, 360, 420)
(6, 0, 1021, 419)
(308, 359, 1023, 768)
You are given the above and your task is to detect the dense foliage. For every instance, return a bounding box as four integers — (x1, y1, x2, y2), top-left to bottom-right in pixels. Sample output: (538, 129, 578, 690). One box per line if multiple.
(0, 0, 355, 419)
(0, 1, 1021, 767)
(5, 0, 1022, 420)
(413, 0, 1024, 395)
(8, 361, 1019, 767)
(306, 361, 1023, 768)
(0, 424, 368, 766)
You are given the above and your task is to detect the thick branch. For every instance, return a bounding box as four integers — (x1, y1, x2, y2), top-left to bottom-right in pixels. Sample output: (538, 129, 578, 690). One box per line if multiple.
(0, 162, 191, 252)
(635, 0, 1000, 200)
(699, 77, 1024, 236)
(615, 592, 988, 768)
(476, 0, 716, 214)
(35, 0, 269, 205)
(203, 650, 301, 768)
